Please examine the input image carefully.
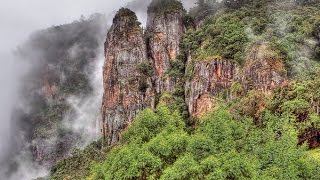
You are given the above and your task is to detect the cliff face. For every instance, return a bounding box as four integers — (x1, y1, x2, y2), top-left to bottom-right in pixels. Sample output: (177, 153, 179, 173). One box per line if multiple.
(101, 2, 289, 142)
(185, 42, 287, 118)
(102, 7, 288, 134)
(146, 4, 185, 93)
(102, 8, 154, 145)
(185, 59, 237, 118)
(101, 1, 187, 144)
(242, 42, 287, 93)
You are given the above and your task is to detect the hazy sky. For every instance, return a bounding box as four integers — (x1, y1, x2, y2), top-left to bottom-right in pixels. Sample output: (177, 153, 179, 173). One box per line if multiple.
(0, 0, 132, 49)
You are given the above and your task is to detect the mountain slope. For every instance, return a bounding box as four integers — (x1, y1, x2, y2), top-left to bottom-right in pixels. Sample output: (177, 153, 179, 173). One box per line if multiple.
(49, 0, 320, 179)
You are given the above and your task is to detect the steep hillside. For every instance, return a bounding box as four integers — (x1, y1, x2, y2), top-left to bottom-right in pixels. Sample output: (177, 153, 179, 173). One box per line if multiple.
(47, 0, 320, 179)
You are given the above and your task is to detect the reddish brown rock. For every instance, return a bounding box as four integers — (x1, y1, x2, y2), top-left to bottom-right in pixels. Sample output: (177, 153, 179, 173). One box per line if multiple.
(242, 42, 287, 93)
(146, 1, 185, 93)
(185, 59, 237, 118)
(185, 42, 287, 118)
(101, 8, 154, 145)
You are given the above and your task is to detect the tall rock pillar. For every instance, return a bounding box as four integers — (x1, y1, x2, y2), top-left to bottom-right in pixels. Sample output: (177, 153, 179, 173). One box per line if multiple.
(146, 0, 185, 94)
(102, 8, 154, 145)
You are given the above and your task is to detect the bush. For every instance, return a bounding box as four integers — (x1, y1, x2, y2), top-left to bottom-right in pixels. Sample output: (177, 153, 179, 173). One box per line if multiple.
(137, 61, 154, 77)
(148, 0, 184, 14)
(88, 106, 320, 179)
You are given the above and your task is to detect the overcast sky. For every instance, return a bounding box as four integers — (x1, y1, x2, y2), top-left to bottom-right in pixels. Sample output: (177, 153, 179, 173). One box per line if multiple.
(0, 0, 133, 50)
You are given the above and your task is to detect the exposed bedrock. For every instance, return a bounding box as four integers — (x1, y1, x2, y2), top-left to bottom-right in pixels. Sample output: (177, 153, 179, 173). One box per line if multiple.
(101, 8, 154, 145)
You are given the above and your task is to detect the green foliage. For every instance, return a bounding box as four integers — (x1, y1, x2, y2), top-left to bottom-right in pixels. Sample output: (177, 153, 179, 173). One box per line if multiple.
(168, 55, 186, 79)
(183, 9, 250, 64)
(137, 61, 153, 92)
(138, 61, 154, 77)
(166, 52, 189, 119)
(90, 106, 187, 179)
(91, 146, 162, 180)
(148, 0, 184, 14)
(267, 71, 320, 149)
(87, 105, 320, 179)
(160, 154, 203, 180)
(185, 2, 320, 76)
(189, 0, 221, 22)
(114, 8, 141, 27)
(231, 90, 267, 122)
(266, 5, 320, 78)
(146, 130, 189, 164)
(158, 89, 189, 120)
(50, 141, 108, 180)
(122, 106, 185, 145)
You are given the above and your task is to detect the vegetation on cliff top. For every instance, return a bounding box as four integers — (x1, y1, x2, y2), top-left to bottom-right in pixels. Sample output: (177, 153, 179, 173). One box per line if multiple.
(148, 0, 184, 14)
(113, 8, 141, 28)
(183, 0, 320, 73)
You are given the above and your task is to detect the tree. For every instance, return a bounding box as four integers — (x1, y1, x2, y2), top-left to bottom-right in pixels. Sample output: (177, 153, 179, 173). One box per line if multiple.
(189, 0, 221, 22)
(295, 0, 320, 5)
(223, 0, 248, 9)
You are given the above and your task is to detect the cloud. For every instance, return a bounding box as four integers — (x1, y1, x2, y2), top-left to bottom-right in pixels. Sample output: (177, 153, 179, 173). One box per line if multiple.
(0, 0, 200, 179)
(0, 1, 130, 179)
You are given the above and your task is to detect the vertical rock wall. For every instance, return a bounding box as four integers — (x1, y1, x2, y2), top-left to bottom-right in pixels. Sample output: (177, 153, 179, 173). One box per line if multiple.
(242, 42, 287, 92)
(185, 59, 237, 118)
(146, 3, 185, 93)
(185, 42, 287, 118)
(102, 8, 154, 145)
(101, 1, 187, 145)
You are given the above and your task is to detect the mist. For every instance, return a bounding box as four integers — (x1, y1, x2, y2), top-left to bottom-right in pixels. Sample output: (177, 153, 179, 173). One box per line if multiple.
(0, 0, 198, 179)
(0, 0, 129, 179)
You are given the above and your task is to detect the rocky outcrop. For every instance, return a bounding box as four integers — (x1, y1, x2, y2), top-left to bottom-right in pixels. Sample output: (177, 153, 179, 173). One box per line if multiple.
(146, 0, 185, 93)
(101, 8, 154, 145)
(101, 2, 288, 142)
(101, 1, 187, 144)
(242, 42, 287, 93)
(185, 59, 237, 118)
(185, 42, 287, 118)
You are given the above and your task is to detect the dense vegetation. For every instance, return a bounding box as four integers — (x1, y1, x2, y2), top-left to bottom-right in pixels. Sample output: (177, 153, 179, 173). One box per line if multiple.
(51, 71, 320, 179)
(86, 101, 320, 179)
(114, 8, 141, 28)
(148, 0, 184, 14)
(184, 0, 320, 69)
(50, 141, 108, 180)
